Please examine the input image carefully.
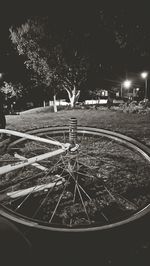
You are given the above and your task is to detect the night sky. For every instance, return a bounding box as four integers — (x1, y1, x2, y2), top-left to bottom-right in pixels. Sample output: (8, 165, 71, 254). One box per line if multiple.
(0, 1, 150, 86)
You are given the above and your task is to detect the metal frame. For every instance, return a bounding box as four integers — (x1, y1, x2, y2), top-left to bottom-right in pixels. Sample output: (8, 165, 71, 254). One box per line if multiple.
(0, 129, 70, 175)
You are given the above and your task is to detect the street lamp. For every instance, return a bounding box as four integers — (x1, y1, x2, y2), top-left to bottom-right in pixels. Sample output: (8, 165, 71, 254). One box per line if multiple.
(0, 73, 3, 84)
(123, 79, 132, 89)
(141, 71, 148, 99)
(121, 79, 132, 98)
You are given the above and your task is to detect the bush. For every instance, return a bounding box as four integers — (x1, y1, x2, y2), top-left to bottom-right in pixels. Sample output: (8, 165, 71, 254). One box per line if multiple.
(118, 100, 150, 114)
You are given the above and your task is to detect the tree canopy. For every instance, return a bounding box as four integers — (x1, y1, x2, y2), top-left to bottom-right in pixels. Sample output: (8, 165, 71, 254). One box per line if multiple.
(10, 17, 90, 107)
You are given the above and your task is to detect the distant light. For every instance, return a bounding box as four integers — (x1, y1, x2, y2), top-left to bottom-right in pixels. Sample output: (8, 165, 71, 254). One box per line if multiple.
(123, 80, 132, 89)
(141, 72, 148, 79)
(0, 73, 3, 79)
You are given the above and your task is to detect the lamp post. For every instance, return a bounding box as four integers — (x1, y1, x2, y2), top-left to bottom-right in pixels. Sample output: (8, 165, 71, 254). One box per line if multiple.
(121, 83, 123, 98)
(141, 72, 148, 99)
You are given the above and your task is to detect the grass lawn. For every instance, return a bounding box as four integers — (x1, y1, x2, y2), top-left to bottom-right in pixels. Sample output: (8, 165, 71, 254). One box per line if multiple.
(6, 107, 150, 147)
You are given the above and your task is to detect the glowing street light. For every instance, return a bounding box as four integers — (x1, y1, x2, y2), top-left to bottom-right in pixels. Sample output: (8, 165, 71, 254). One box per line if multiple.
(121, 79, 132, 98)
(123, 79, 132, 89)
(141, 72, 148, 99)
(141, 72, 148, 79)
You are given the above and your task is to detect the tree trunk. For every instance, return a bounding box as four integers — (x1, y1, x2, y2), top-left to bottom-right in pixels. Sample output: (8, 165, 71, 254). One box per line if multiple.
(66, 86, 80, 108)
(70, 93, 76, 108)
(53, 94, 57, 113)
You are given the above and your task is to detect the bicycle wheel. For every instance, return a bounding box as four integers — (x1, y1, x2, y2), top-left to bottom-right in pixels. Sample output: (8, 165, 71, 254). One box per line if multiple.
(0, 122, 150, 232)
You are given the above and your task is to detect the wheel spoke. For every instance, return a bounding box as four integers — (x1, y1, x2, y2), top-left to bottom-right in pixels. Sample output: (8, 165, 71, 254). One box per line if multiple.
(76, 184, 91, 223)
(77, 161, 99, 170)
(98, 176, 138, 211)
(69, 170, 92, 201)
(32, 173, 69, 219)
(73, 182, 77, 203)
(15, 184, 40, 211)
(49, 176, 70, 223)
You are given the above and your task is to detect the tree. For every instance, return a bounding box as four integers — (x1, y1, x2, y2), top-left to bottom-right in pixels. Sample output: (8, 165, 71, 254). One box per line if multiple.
(10, 17, 89, 109)
(56, 52, 89, 107)
(0, 81, 26, 113)
(89, 88, 102, 100)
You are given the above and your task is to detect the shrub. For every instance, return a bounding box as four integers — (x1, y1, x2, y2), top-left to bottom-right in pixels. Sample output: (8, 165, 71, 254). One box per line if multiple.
(118, 100, 150, 114)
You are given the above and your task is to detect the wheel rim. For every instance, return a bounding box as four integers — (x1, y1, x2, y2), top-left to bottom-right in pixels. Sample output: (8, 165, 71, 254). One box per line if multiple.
(0, 126, 150, 232)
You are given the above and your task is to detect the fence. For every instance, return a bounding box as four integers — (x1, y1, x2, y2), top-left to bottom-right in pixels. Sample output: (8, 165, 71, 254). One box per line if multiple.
(43, 99, 69, 107)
